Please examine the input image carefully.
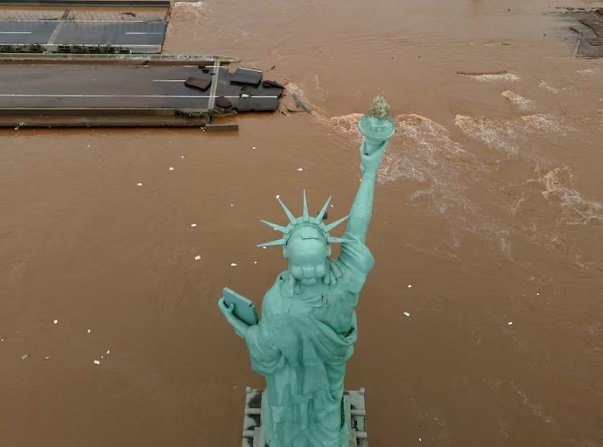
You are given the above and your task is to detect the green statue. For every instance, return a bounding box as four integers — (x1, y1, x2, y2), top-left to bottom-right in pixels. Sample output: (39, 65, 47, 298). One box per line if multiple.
(219, 93, 395, 447)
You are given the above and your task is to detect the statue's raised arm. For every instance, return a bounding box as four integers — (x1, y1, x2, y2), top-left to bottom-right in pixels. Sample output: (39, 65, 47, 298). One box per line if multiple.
(343, 93, 396, 244)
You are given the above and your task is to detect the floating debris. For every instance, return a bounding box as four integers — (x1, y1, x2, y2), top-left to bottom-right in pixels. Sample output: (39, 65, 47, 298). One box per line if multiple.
(297, 168, 304, 172)
(43, 356, 50, 360)
(21, 354, 29, 360)
(87, 329, 92, 334)
(194, 255, 202, 261)
(403, 312, 411, 317)
(191, 223, 197, 228)
(106, 350, 111, 355)
(253, 260, 258, 264)
(407, 284, 413, 288)
(292, 94, 311, 113)
(230, 263, 238, 267)
(508, 321, 513, 326)
(53, 319, 59, 325)
(252, 146, 257, 150)
(169, 166, 175, 171)
(93, 360, 101, 365)
(136, 182, 143, 187)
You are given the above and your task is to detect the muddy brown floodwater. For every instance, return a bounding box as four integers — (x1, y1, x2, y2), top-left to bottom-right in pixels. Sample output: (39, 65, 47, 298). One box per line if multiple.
(2, 0, 603, 446)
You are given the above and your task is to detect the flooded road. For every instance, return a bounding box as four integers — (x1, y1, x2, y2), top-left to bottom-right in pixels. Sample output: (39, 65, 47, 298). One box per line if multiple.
(2, 0, 603, 445)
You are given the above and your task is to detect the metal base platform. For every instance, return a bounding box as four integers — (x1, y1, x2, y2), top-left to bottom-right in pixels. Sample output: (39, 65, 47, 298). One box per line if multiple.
(242, 388, 368, 447)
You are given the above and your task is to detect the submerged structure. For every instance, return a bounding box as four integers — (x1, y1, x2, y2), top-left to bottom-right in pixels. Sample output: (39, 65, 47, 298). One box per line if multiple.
(0, 0, 284, 129)
(219, 93, 396, 446)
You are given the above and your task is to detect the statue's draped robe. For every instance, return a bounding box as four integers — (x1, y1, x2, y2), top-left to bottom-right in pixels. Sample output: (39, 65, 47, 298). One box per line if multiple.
(244, 233, 374, 447)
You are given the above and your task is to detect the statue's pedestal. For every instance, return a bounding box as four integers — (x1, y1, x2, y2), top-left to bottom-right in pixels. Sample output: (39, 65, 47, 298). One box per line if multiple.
(241, 387, 368, 447)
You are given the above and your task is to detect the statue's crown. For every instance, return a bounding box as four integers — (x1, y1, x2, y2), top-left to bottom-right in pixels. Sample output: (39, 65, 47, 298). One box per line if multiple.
(257, 191, 349, 248)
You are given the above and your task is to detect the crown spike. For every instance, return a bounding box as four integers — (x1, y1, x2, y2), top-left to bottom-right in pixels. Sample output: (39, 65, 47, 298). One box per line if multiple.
(257, 238, 286, 247)
(277, 197, 297, 224)
(324, 214, 349, 232)
(302, 190, 309, 221)
(260, 219, 288, 233)
(314, 196, 332, 224)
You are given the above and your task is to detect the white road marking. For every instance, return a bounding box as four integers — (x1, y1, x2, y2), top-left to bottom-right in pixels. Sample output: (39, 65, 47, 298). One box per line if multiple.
(125, 32, 164, 35)
(0, 20, 148, 23)
(57, 44, 161, 48)
(153, 79, 186, 82)
(0, 31, 33, 34)
(0, 94, 279, 99)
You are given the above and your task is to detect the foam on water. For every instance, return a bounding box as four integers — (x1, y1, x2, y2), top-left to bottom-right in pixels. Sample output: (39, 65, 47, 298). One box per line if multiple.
(461, 72, 520, 82)
(540, 167, 603, 225)
(502, 90, 534, 112)
(538, 81, 559, 94)
(455, 115, 520, 154)
(172, 1, 206, 20)
(455, 114, 568, 155)
(313, 97, 598, 269)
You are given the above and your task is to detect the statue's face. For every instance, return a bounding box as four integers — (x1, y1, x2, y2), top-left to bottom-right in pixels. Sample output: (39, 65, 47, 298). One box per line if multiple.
(284, 225, 330, 285)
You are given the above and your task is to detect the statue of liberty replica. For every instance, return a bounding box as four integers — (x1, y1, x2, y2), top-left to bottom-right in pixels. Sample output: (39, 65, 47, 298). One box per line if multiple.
(219, 94, 395, 447)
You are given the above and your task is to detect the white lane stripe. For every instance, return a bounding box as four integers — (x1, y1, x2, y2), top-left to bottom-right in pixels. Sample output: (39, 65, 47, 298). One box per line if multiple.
(153, 79, 186, 82)
(0, 94, 278, 98)
(0, 20, 149, 23)
(125, 32, 164, 35)
(0, 31, 33, 34)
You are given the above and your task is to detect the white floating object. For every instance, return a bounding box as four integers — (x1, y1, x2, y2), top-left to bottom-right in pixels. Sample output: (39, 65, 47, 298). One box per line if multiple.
(190, 223, 197, 228)
(87, 144, 91, 148)
(230, 263, 238, 267)
(180, 155, 184, 159)
(508, 321, 513, 326)
(43, 356, 50, 360)
(93, 360, 101, 365)
(169, 167, 174, 171)
(403, 312, 411, 317)
(21, 354, 29, 360)
(230, 203, 235, 207)
(253, 260, 258, 264)
(276, 194, 280, 199)
(262, 246, 267, 250)
(106, 350, 111, 355)
(194, 255, 202, 261)
(297, 167, 304, 172)
(53, 319, 59, 325)
(100, 355, 104, 359)
(252, 146, 256, 150)
(136, 182, 143, 187)
(536, 292, 540, 296)
(87, 329, 91, 334)
(0, 338, 4, 342)
(407, 284, 413, 288)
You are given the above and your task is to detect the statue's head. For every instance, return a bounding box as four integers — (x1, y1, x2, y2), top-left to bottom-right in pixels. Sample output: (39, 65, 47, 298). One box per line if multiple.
(284, 224, 330, 285)
(258, 192, 348, 285)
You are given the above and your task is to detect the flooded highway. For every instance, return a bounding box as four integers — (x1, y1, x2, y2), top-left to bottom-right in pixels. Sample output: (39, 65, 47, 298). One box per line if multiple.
(1, 0, 603, 446)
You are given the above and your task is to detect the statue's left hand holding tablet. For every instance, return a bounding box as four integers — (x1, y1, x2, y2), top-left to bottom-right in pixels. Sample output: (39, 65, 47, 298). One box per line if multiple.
(218, 287, 259, 338)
